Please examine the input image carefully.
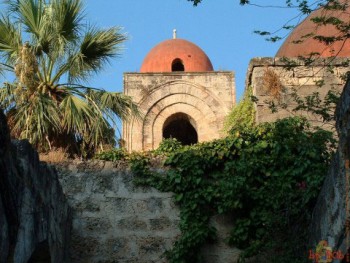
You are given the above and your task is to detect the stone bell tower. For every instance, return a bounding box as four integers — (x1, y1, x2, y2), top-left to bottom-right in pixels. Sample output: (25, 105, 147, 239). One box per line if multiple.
(123, 32, 235, 151)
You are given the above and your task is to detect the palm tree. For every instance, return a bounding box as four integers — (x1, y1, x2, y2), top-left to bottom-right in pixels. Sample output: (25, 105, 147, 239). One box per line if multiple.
(0, 0, 139, 157)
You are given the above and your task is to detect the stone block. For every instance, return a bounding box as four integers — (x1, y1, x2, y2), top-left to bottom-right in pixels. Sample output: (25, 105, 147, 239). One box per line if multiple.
(104, 237, 130, 258)
(149, 217, 172, 231)
(75, 197, 101, 213)
(92, 175, 114, 193)
(104, 197, 132, 214)
(81, 217, 112, 234)
(137, 236, 167, 257)
(70, 233, 99, 260)
(147, 197, 164, 213)
(117, 217, 148, 231)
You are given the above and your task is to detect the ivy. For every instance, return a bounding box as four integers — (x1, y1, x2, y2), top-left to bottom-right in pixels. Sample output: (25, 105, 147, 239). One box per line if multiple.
(129, 117, 334, 263)
(95, 148, 126, 161)
(153, 138, 183, 155)
(224, 86, 256, 133)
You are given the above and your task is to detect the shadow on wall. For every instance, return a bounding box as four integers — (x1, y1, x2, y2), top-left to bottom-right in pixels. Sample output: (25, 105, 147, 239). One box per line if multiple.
(0, 109, 71, 263)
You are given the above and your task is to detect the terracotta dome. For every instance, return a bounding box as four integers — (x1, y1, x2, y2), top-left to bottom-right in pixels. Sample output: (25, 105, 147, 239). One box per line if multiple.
(276, 0, 350, 57)
(140, 39, 213, 72)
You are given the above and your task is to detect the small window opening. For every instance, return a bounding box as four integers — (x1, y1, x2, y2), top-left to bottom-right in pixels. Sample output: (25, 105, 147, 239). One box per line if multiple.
(172, 58, 185, 72)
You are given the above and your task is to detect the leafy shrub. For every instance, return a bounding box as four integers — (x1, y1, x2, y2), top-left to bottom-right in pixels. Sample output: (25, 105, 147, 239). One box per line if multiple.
(95, 148, 127, 162)
(224, 86, 256, 133)
(132, 117, 335, 263)
(154, 138, 183, 155)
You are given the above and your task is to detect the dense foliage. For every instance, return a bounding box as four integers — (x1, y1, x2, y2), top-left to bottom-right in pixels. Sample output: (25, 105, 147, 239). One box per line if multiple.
(0, 0, 139, 157)
(98, 117, 334, 263)
(224, 86, 256, 133)
(95, 148, 127, 162)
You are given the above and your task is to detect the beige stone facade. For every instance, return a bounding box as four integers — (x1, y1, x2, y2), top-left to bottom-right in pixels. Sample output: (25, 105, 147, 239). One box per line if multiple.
(123, 72, 235, 152)
(246, 57, 349, 129)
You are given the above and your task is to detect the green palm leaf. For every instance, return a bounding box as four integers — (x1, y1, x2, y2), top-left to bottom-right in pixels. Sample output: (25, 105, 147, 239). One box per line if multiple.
(15, 0, 45, 38)
(60, 94, 96, 133)
(0, 0, 139, 156)
(93, 90, 141, 120)
(0, 15, 21, 63)
(51, 0, 83, 43)
(68, 27, 127, 81)
(12, 92, 61, 145)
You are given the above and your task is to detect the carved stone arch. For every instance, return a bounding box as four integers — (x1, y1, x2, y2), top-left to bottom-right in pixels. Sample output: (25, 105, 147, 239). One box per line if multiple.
(123, 72, 235, 152)
(138, 80, 225, 112)
(152, 103, 219, 149)
(142, 92, 221, 150)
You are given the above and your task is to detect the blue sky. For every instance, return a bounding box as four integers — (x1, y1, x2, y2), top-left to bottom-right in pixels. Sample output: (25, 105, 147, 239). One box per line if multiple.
(84, 0, 303, 101)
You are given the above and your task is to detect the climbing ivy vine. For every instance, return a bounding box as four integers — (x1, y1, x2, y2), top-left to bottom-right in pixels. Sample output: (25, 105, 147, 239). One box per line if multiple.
(224, 86, 256, 133)
(97, 117, 334, 263)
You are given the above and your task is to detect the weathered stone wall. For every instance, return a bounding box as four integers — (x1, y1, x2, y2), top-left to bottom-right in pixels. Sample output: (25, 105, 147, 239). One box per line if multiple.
(0, 109, 71, 263)
(58, 161, 240, 263)
(308, 79, 350, 255)
(123, 71, 235, 151)
(246, 57, 349, 128)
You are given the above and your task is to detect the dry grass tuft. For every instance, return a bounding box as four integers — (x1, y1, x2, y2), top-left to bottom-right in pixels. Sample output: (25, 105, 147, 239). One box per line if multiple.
(39, 148, 70, 164)
(263, 67, 283, 100)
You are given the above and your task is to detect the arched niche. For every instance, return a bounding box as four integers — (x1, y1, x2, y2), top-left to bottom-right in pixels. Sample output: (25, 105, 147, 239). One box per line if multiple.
(172, 58, 185, 72)
(162, 112, 197, 145)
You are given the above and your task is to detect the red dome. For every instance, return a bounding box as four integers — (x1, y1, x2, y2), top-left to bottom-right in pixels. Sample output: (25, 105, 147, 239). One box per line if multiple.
(276, 0, 350, 57)
(140, 39, 213, 72)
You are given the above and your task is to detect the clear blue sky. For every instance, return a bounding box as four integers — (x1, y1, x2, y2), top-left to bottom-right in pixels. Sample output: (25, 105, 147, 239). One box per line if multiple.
(84, 0, 302, 101)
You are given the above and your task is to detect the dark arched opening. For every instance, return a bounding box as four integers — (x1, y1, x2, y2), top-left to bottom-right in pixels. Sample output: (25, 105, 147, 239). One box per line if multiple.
(172, 58, 185, 72)
(163, 113, 197, 145)
(28, 240, 51, 263)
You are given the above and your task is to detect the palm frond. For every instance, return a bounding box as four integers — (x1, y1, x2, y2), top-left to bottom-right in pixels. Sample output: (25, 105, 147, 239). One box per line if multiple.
(59, 94, 97, 133)
(68, 26, 127, 81)
(11, 92, 61, 144)
(16, 0, 45, 38)
(51, 0, 83, 44)
(0, 15, 22, 63)
(88, 89, 141, 121)
(0, 0, 138, 156)
(0, 82, 16, 110)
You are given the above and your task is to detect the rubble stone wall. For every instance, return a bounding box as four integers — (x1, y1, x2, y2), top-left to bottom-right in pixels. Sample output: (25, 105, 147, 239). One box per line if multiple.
(58, 161, 240, 263)
(308, 79, 350, 255)
(0, 109, 71, 263)
(246, 57, 349, 128)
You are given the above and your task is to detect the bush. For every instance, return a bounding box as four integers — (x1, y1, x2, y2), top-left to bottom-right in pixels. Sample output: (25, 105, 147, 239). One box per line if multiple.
(224, 86, 256, 133)
(154, 138, 183, 155)
(95, 148, 127, 162)
(132, 117, 335, 263)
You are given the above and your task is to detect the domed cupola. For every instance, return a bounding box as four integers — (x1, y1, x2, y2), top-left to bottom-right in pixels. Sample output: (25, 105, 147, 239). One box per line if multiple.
(276, 0, 350, 57)
(140, 33, 213, 72)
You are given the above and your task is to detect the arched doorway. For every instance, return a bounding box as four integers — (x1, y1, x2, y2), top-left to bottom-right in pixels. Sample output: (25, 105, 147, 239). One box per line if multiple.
(163, 113, 198, 145)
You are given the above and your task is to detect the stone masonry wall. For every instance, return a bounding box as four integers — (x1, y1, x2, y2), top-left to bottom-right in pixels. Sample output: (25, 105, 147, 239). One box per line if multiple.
(0, 109, 71, 263)
(246, 57, 349, 129)
(308, 79, 350, 255)
(123, 71, 235, 151)
(58, 160, 240, 263)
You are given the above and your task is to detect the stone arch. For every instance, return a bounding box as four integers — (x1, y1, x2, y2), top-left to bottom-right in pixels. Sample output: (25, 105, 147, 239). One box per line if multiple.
(125, 80, 229, 151)
(137, 81, 225, 150)
(142, 96, 220, 149)
(138, 80, 225, 110)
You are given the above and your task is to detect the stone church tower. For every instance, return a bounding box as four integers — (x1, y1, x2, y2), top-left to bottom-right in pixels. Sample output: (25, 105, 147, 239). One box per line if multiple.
(123, 32, 235, 151)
